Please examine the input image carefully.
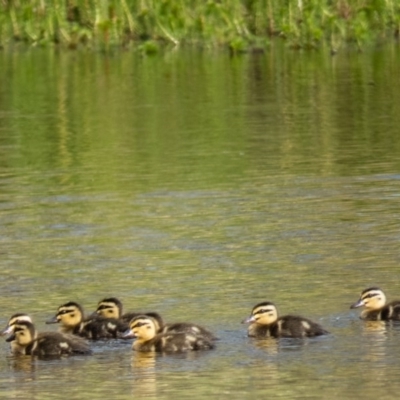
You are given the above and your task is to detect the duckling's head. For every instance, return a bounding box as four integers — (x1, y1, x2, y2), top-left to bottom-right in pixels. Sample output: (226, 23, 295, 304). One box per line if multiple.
(350, 287, 386, 311)
(95, 298, 122, 319)
(242, 301, 278, 326)
(123, 315, 158, 342)
(46, 302, 84, 328)
(5, 321, 36, 346)
(1, 313, 32, 336)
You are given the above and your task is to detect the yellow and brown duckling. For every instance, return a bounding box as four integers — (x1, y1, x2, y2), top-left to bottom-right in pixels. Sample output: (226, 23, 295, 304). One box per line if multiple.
(123, 315, 215, 353)
(3, 320, 91, 357)
(95, 297, 217, 341)
(94, 297, 143, 325)
(350, 287, 400, 321)
(46, 301, 127, 340)
(243, 301, 329, 339)
(1, 313, 33, 355)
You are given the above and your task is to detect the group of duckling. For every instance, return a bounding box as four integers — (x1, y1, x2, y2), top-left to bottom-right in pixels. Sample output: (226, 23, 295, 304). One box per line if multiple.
(1, 287, 399, 358)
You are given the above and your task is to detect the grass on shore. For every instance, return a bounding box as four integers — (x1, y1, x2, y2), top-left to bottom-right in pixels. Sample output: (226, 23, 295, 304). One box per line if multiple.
(0, 1, 399, 51)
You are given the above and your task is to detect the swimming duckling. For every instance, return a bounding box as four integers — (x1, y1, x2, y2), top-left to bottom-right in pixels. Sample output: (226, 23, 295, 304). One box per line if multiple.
(94, 297, 142, 325)
(243, 301, 329, 338)
(4, 320, 91, 357)
(46, 301, 126, 340)
(95, 297, 217, 341)
(123, 315, 215, 353)
(1, 313, 33, 355)
(350, 287, 400, 321)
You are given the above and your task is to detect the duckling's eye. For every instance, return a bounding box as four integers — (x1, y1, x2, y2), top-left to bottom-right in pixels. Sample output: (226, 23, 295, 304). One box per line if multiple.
(257, 308, 273, 314)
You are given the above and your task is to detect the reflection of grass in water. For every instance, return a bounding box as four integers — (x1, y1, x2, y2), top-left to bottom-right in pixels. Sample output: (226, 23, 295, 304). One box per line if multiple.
(0, 1, 399, 49)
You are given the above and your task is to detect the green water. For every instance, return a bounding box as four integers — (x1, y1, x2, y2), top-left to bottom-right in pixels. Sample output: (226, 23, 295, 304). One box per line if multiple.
(1, 43, 400, 399)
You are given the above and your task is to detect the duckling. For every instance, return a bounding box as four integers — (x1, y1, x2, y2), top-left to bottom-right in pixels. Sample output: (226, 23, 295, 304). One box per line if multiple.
(123, 315, 215, 353)
(350, 287, 400, 321)
(243, 301, 329, 339)
(1, 313, 33, 355)
(94, 297, 217, 341)
(46, 301, 127, 340)
(4, 320, 91, 357)
(94, 297, 142, 325)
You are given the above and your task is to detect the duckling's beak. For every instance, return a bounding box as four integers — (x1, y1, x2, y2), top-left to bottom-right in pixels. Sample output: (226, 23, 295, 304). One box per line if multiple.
(121, 329, 136, 339)
(5, 332, 16, 342)
(1, 326, 13, 336)
(350, 299, 365, 309)
(45, 316, 59, 324)
(241, 316, 256, 324)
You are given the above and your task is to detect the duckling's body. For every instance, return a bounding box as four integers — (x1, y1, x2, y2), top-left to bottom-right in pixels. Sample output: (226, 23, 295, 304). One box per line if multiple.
(47, 301, 126, 340)
(124, 315, 215, 353)
(351, 287, 400, 321)
(95, 298, 217, 341)
(160, 321, 217, 341)
(5, 320, 91, 357)
(243, 301, 329, 339)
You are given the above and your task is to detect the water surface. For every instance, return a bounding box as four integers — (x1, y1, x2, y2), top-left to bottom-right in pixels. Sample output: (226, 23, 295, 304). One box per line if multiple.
(1, 44, 400, 399)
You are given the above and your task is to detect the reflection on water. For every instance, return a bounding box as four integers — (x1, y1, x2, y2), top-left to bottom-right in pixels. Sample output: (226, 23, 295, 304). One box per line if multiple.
(1, 44, 400, 399)
(7, 355, 36, 374)
(130, 352, 157, 399)
(250, 337, 279, 356)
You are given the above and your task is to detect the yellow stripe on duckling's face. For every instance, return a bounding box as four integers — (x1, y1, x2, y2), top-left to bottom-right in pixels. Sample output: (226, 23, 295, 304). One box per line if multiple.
(128, 316, 158, 342)
(247, 302, 279, 325)
(8, 322, 34, 346)
(95, 301, 120, 319)
(56, 305, 83, 327)
(1, 314, 32, 336)
(351, 288, 386, 310)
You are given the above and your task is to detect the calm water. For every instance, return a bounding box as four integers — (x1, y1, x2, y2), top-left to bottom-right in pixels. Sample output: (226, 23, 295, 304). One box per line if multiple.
(1, 43, 400, 399)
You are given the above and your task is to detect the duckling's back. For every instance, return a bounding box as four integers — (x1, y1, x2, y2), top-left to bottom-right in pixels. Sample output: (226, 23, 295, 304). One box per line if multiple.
(30, 332, 92, 357)
(79, 316, 128, 339)
(272, 315, 329, 338)
(162, 322, 218, 341)
(138, 332, 215, 353)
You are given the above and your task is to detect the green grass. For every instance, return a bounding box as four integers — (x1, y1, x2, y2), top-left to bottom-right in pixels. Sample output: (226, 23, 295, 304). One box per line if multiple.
(0, 1, 399, 50)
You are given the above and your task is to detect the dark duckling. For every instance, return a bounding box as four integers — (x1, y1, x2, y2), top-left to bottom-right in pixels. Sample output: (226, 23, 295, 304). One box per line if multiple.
(123, 315, 215, 353)
(4, 320, 91, 357)
(243, 301, 329, 338)
(350, 287, 400, 321)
